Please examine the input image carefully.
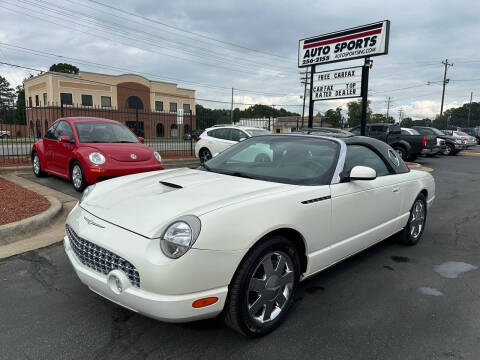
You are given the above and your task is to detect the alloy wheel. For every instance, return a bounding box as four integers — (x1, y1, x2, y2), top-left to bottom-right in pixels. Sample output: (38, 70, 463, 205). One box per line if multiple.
(200, 149, 211, 163)
(33, 155, 40, 175)
(72, 165, 83, 190)
(410, 199, 425, 240)
(247, 251, 294, 324)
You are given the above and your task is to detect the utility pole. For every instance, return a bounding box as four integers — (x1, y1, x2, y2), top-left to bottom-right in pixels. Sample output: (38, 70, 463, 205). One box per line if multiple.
(385, 96, 392, 120)
(398, 108, 404, 124)
(440, 59, 453, 117)
(467, 91, 473, 128)
(230, 87, 234, 123)
(300, 70, 309, 128)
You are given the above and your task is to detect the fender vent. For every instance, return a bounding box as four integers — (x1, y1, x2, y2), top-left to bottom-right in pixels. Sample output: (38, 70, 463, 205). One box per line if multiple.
(301, 196, 331, 204)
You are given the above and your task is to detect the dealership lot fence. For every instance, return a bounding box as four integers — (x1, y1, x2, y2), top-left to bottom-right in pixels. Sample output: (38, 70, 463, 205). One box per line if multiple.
(0, 104, 286, 164)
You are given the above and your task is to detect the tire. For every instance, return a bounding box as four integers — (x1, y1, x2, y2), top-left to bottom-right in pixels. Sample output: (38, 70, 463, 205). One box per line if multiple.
(443, 144, 455, 156)
(393, 146, 407, 161)
(223, 235, 300, 337)
(398, 193, 427, 246)
(70, 161, 87, 192)
(32, 152, 46, 177)
(199, 148, 212, 164)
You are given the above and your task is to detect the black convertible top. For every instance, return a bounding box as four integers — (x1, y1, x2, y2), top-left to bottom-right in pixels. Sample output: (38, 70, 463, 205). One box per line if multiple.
(280, 133, 410, 175)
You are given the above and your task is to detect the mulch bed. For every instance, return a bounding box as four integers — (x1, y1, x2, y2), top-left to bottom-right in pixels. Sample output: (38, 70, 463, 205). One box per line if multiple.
(0, 177, 50, 225)
(0, 156, 31, 167)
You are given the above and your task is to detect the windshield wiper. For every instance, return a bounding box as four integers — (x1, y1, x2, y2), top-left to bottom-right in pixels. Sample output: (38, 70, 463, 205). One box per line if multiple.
(227, 171, 256, 179)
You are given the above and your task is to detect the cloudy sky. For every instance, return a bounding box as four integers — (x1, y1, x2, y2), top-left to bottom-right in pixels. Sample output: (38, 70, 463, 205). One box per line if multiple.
(0, 0, 479, 120)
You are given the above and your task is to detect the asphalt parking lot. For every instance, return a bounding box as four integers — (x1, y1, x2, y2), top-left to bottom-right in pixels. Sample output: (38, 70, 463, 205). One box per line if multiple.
(1, 153, 479, 359)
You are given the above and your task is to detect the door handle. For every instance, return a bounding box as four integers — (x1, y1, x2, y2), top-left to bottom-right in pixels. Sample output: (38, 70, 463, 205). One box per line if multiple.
(392, 187, 399, 193)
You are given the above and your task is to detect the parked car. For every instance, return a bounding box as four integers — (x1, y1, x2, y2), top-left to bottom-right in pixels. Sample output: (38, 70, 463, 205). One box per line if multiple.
(401, 127, 445, 155)
(412, 126, 466, 155)
(65, 133, 435, 336)
(195, 125, 272, 163)
(31, 117, 164, 191)
(0, 130, 11, 138)
(183, 129, 203, 140)
(350, 123, 437, 160)
(443, 130, 478, 148)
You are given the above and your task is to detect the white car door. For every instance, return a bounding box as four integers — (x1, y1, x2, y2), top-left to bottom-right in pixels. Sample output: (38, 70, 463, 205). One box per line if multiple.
(211, 128, 236, 154)
(329, 144, 402, 260)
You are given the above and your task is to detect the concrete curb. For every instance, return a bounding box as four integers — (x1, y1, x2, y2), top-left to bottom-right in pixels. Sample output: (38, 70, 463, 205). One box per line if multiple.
(0, 195, 63, 245)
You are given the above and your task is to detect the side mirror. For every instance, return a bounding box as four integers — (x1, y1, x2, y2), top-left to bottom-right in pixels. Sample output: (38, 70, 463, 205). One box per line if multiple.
(60, 135, 72, 143)
(349, 166, 376, 181)
(138, 137, 145, 143)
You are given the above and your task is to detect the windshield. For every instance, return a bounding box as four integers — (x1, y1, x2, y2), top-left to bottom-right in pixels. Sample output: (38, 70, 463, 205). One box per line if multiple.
(75, 122, 139, 143)
(430, 128, 445, 136)
(204, 135, 339, 185)
(245, 128, 272, 137)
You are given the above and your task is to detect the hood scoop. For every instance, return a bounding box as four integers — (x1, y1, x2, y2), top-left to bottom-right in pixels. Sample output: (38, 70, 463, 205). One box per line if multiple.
(159, 181, 183, 189)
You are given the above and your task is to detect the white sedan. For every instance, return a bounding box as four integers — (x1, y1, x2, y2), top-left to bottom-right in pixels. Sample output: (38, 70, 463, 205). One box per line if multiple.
(65, 134, 435, 336)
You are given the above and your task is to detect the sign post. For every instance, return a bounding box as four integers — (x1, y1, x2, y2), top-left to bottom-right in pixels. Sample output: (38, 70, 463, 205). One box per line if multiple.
(298, 20, 389, 131)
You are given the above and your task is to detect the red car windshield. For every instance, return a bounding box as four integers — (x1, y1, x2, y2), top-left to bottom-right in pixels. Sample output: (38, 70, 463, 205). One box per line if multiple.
(74, 122, 139, 143)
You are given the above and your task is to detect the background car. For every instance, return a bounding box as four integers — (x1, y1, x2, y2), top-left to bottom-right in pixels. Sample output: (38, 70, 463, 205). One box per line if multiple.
(296, 127, 354, 136)
(401, 127, 445, 155)
(66, 133, 435, 336)
(443, 130, 478, 148)
(0, 130, 11, 138)
(195, 125, 272, 163)
(350, 123, 437, 160)
(412, 126, 466, 155)
(31, 117, 164, 191)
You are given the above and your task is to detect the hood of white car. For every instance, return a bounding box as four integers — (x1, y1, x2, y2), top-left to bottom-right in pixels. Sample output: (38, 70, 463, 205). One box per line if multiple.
(80, 168, 293, 238)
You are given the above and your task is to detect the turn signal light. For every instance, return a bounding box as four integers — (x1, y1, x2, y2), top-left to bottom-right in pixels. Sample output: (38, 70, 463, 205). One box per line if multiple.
(192, 297, 218, 308)
(90, 168, 106, 173)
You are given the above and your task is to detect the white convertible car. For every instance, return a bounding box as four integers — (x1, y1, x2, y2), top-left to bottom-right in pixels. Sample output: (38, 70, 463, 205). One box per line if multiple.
(65, 133, 435, 336)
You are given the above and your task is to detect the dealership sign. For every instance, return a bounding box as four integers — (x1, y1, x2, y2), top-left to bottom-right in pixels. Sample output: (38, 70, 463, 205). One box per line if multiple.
(312, 66, 362, 101)
(298, 20, 390, 67)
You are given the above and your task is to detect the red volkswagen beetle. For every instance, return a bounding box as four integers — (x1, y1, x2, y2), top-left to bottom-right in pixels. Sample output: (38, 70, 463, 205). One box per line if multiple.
(31, 117, 164, 191)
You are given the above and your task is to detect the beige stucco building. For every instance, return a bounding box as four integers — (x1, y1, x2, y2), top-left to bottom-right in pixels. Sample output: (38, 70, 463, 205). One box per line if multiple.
(24, 71, 195, 113)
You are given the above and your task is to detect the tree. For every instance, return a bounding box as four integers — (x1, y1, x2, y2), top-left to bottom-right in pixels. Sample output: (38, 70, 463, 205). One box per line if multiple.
(323, 107, 343, 128)
(0, 76, 15, 108)
(346, 100, 371, 127)
(371, 113, 395, 124)
(49, 63, 79, 74)
(14, 84, 25, 124)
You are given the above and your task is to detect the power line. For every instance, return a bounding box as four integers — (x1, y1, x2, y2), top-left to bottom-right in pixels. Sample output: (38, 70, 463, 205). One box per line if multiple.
(15, 0, 293, 73)
(0, 42, 294, 97)
(86, 0, 297, 62)
(0, 61, 304, 107)
(0, 2, 282, 77)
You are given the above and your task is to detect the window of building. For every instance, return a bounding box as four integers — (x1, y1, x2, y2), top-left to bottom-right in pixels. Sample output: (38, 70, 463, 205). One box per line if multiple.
(170, 123, 178, 137)
(126, 96, 143, 110)
(156, 123, 164, 137)
(43, 93, 47, 106)
(101, 96, 112, 108)
(183, 124, 190, 135)
(35, 95, 39, 107)
(28, 97, 32, 108)
(60, 93, 73, 105)
(155, 101, 164, 112)
(81, 94, 93, 107)
(275, 129, 281, 133)
(183, 103, 190, 113)
(169, 102, 177, 113)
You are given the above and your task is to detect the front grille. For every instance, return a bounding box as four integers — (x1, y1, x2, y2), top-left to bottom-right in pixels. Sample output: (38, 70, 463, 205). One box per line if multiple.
(66, 224, 140, 287)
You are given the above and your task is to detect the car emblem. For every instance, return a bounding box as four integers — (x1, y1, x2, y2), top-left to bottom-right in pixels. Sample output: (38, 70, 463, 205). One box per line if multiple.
(84, 216, 105, 228)
(130, 153, 137, 159)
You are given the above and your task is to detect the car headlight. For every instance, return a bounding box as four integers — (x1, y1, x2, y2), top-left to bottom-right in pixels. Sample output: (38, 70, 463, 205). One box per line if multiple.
(89, 152, 106, 165)
(153, 151, 162, 163)
(160, 215, 201, 259)
(80, 184, 96, 204)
